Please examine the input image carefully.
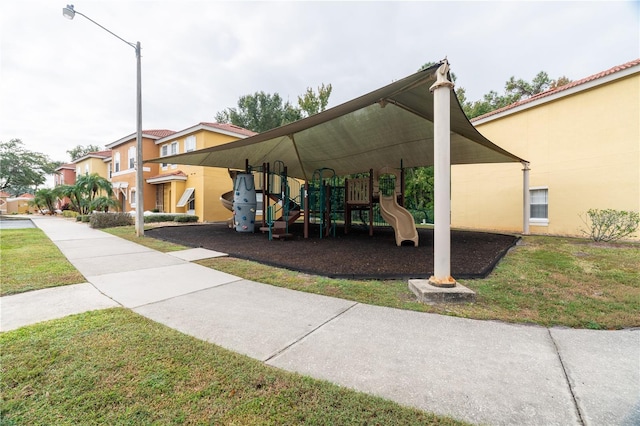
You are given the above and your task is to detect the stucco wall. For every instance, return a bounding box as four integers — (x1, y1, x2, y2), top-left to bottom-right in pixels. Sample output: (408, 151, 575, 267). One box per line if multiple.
(452, 72, 640, 239)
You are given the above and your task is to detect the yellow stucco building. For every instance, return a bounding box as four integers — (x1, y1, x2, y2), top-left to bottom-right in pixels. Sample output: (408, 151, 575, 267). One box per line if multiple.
(451, 59, 640, 240)
(149, 122, 256, 222)
(106, 130, 176, 213)
(72, 150, 111, 179)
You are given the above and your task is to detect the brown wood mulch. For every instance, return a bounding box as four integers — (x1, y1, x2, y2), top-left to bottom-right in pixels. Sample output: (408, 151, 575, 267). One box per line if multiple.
(145, 223, 519, 279)
(147, 223, 519, 280)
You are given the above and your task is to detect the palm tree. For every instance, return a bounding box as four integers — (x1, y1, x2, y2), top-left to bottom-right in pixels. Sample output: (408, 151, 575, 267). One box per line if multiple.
(91, 195, 119, 212)
(74, 173, 113, 214)
(29, 187, 60, 214)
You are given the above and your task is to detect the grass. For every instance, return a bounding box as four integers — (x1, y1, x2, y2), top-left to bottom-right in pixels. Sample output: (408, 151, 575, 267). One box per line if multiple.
(0, 308, 464, 425)
(102, 225, 188, 252)
(195, 236, 639, 330)
(0, 228, 85, 296)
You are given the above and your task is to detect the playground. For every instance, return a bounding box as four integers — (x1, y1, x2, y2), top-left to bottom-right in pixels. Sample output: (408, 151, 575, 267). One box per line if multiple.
(147, 223, 518, 280)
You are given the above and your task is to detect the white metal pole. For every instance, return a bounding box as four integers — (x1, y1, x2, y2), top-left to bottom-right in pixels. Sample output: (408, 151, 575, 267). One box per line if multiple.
(522, 161, 530, 235)
(135, 42, 144, 237)
(429, 60, 456, 287)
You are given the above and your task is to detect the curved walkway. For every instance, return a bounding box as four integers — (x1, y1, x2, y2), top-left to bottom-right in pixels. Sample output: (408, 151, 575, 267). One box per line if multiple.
(1, 216, 638, 426)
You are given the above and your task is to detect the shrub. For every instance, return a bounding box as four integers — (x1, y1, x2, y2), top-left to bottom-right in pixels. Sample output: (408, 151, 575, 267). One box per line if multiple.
(144, 214, 177, 223)
(174, 215, 199, 223)
(90, 212, 134, 229)
(580, 209, 640, 242)
(76, 215, 91, 222)
(63, 210, 78, 218)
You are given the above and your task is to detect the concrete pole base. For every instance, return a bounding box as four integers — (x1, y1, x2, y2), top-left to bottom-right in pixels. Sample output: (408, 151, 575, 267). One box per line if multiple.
(408, 279, 476, 304)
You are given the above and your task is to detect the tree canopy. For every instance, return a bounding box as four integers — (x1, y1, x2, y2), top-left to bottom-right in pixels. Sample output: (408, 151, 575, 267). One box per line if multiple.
(215, 84, 332, 133)
(460, 71, 571, 119)
(67, 144, 104, 161)
(0, 139, 58, 196)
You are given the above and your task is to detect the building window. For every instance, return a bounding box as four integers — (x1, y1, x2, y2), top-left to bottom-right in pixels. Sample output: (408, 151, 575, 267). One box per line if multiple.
(530, 188, 548, 224)
(170, 142, 178, 169)
(114, 152, 121, 173)
(128, 146, 136, 169)
(130, 188, 136, 208)
(84, 164, 89, 175)
(185, 136, 196, 152)
(160, 145, 168, 169)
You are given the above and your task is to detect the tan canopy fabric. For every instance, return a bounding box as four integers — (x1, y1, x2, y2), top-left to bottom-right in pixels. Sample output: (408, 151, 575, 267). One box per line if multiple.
(149, 63, 524, 180)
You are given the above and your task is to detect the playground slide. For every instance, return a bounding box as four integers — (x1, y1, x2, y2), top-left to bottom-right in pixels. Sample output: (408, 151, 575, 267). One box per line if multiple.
(379, 195, 419, 247)
(220, 190, 234, 211)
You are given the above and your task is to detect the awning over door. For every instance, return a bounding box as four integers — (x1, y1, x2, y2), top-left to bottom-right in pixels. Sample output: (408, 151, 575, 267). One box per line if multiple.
(176, 187, 195, 208)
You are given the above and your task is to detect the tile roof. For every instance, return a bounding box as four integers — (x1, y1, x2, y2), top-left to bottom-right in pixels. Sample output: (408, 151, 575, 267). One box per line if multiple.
(0, 191, 10, 197)
(87, 150, 112, 158)
(472, 58, 640, 122)
(147, 170, 187, 180)
(55, 163, 76, 170)
(144, 129, 177, 138)
(199, 122, 258, 137)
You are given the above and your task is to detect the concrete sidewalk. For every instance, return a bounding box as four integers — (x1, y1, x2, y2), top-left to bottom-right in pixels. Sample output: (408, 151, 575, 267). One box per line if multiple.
(1, 216, 638, 425)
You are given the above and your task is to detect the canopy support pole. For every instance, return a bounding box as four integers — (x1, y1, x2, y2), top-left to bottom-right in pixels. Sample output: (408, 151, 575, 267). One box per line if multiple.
(429, 59, 456, 288)
(522, 161, 530, 235)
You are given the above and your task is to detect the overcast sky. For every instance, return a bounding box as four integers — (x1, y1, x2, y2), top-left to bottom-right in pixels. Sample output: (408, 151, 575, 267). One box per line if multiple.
(1, 1, 638, 164)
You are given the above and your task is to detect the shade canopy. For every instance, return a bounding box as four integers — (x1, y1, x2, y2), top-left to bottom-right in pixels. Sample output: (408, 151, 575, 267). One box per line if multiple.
(149, 63, 524, 180)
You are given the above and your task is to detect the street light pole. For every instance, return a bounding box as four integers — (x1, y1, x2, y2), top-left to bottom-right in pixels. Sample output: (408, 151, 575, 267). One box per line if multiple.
(63, 4, 145, 236)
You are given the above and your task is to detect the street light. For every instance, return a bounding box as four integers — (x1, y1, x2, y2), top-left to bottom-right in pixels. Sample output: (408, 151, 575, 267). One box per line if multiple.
(62, 4, 145, 237)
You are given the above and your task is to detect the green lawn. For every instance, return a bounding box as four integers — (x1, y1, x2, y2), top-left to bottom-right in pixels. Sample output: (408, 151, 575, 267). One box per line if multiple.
(0, 228, 85, 296)
(201, 236, 639, 329)
(0, 309, 464, 425)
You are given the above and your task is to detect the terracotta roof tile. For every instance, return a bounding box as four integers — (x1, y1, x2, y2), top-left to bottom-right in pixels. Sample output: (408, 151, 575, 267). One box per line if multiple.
(87, 150, 112, 158)
(147, 170, 187, 180)
(472, 58, 640, 122)
(144, 129, 176, 138)
(199, 122, 258, 137)
(0, 191, 11, 197)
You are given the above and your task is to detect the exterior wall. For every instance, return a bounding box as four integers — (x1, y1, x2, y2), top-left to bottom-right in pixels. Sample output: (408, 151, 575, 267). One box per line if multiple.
(451, 72, 640, 239)
(155, 130, 242, 222)
(74, 157, 109, 178)
(54, 167, 76, 186)
(110, 137, 160, 212)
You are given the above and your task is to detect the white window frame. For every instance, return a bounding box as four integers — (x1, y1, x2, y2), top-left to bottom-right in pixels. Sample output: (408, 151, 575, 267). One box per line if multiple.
(160, 145, 168, 169)
(529, 187, 549, 225)
(114, 152, 121, 173)
(128, 146, 136, 170)
(185, 135, 196, 152)
(170, 142, 179, 169)
(130, 188, 137, 208)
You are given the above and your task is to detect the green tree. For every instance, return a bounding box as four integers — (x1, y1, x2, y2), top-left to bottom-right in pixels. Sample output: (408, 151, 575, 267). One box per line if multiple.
(66, 144, 103, 161)
(297, 83, 332, 117)
(216, 84, 333, 133)
(63, 173, 114, 215)
(0, 139, 58, 196)
(404, 166, 434, 213)
(29, 187, 61, 214)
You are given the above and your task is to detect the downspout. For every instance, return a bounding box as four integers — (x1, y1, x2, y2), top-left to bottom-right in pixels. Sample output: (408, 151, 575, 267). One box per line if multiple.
(522, 161, 530, 235)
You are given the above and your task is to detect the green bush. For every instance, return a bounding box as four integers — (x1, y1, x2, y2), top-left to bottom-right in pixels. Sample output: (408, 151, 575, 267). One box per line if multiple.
(90, 212, 134, 229)
(63, 210, 78, 218)
(144, 214, 177, 223)
(174, 215, 199, 223)
(76, 215, 91, 223)
(580, 209, 640, 242)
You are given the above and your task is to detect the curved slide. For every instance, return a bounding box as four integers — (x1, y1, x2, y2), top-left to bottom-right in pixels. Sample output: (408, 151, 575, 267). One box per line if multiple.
(220, 190, 234, 211)
(379, 195, 419, 247)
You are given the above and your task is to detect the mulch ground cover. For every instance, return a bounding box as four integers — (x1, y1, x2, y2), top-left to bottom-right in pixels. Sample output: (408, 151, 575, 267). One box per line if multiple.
(147, 223, 519, 280)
